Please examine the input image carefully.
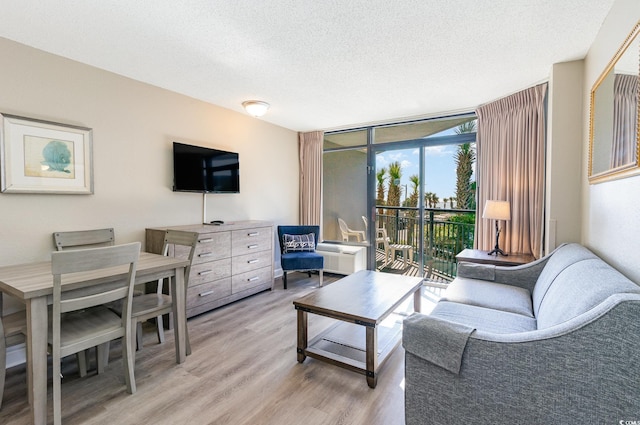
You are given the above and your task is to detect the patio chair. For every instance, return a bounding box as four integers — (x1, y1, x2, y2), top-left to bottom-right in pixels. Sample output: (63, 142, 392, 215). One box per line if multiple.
(377, 228, 413, 269)
(277, 225, 324, 289)
(337, 218, 365, 242)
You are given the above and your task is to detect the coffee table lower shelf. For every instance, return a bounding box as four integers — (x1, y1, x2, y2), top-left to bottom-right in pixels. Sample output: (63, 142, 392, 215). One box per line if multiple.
(297, 313, 405, 388)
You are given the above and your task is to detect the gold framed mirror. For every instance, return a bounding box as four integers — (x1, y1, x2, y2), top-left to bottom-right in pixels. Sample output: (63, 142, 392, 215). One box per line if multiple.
(589, 20, 640, 184)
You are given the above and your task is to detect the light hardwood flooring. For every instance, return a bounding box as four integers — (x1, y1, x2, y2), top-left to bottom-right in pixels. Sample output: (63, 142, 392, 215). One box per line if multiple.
(1, 273, 440, 425)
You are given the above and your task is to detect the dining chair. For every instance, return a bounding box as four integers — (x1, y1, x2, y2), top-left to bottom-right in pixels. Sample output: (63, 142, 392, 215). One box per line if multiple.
(52, 227, 116, 377)
(50, 242, 140, 425)
(53, 228, 115, 251)
(0, 309, 26, 409)
(337, 218, 365, 242)
(129, 230, 198, 355)
(277, 225, 324, 289)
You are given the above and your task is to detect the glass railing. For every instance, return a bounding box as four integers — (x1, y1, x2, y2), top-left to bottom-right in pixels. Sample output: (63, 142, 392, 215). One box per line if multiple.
(376, 206, 475, 280)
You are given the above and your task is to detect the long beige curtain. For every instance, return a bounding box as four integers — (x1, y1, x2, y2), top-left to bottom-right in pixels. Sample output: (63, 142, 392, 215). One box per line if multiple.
(475, 83, 547, 258)
(298, 131, 324, 225)
(611, 73, 638, 168)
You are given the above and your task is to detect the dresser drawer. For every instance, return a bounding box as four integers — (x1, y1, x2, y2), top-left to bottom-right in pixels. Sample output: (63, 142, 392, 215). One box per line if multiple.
(232, 250, 272, 275)
(189, 258, 231, 286)
(232, 266, 273, 293)
(187, 277, 232, 308)
(232, 227, 272, 256)
(180, 232, 231, 265)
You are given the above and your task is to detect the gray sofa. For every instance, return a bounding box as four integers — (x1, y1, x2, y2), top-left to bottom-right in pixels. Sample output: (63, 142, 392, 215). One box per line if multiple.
(403, 243, 640, 425)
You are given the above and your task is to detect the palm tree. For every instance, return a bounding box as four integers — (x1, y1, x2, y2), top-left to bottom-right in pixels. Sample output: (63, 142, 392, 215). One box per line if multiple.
(454, 120, 477, 210)
(376, 168, 387, 216)
(442, 197, 448, 209)
(386, 161, 402, 208)
(449, 196, 456, 208)
(406, 175, 420, 245)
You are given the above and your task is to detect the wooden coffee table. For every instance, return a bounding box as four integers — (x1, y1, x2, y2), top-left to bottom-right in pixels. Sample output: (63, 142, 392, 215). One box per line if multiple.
(293, 270, 423, 388)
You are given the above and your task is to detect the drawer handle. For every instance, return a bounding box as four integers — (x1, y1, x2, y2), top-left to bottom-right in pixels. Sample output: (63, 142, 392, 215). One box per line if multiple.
(247, 244, 259, 249)
(247, 276, 259, 282)
(198, 270, 214, 276)
(198, 238, 213, 243)
(198, 252, 213, 257)
(248, 259, 259, 264)
(199, 290, 215, 297)
(248, 232, 260, 237)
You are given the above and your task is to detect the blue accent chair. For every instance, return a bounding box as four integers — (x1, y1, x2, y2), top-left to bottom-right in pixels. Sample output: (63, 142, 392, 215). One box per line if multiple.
(277, 225, 324, 289)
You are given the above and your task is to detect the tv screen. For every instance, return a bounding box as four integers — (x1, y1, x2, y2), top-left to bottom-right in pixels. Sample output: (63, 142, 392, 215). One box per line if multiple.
(172, 142, 240, 193)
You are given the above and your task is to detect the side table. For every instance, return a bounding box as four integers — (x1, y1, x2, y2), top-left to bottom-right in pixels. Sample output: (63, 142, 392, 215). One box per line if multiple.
(455, 248, 534, 267)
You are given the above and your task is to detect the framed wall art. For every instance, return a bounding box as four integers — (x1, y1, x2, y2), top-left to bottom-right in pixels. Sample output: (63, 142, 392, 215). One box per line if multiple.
(0, 113, 93, 194)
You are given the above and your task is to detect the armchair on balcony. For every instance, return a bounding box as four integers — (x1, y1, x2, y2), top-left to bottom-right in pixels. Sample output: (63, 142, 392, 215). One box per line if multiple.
(277, 226, 324, 289)
(337, 218, 365, 242)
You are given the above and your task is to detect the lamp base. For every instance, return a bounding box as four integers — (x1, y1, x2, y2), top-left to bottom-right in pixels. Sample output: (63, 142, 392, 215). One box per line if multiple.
(488, 221, 508, 257)
(487, 247, 508, 256)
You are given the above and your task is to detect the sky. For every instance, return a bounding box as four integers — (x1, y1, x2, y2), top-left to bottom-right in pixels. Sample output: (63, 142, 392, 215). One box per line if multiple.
(376, 145, 460, 202)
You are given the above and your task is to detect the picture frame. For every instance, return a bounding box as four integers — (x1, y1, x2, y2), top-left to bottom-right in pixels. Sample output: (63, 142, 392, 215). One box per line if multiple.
(0, 113, 93, 194)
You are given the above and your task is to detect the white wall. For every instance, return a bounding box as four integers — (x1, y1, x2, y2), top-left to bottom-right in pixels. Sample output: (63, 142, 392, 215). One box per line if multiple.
(582, 0, 640, 283)
(0, 38, 299, 310)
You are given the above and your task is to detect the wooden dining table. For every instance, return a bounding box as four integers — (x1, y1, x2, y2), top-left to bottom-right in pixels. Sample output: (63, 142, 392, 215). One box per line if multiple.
(0, 251, 189, 425)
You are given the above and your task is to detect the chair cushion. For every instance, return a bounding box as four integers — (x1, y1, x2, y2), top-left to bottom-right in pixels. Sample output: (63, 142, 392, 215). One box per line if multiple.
(283, 233, 316, 253)
(281, 251, 324, 271)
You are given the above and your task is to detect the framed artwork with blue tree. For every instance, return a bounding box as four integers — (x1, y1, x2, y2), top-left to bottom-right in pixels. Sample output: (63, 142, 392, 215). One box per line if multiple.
(1, 113, 93, 194)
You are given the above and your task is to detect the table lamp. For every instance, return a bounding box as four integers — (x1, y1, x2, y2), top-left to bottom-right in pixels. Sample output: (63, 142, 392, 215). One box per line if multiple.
(482, 200, 511, 256)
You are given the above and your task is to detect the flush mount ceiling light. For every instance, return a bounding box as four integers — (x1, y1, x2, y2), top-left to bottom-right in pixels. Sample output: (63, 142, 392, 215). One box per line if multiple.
(242, 100, 270, 117)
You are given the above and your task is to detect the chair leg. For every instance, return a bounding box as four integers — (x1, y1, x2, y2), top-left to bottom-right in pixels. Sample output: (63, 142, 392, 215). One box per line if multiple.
(76, 351, 88, 377)
(319, 270, 323, 287)
(124, 320, 136, 394)
(283, 272, 288, 290)
(53, 349, 62, 425)
(97, 343, 110, 374)
(185, 324, 192, 356)
(136, 321, 144, 351)
(155, 314, 165, 344)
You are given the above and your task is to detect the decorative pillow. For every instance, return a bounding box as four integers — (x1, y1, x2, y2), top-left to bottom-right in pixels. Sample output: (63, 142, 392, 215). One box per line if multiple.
(283, 233, 316, 253)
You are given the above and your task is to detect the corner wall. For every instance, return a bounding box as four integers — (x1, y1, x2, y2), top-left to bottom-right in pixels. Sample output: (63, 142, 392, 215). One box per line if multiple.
(0, 38, 299, 309)
(582, 0, 640, 283)
(545, 60, 585, 252)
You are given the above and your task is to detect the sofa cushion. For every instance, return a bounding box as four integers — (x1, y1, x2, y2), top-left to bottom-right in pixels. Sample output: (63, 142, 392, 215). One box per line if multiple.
(532, 243, 598, 316)
(536, 258, 640, 329)
(430, 301, 537, 334)
(440, 277, 533, 317)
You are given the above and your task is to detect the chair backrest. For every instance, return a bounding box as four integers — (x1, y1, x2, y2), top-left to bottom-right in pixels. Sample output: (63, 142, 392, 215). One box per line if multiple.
(362, 216, 368, 231)
(51, 242, 140, 356)
(277, 225, 320, 254)
(161, 230, 199, 289)
(377, 228, 390, 249)
(53, 228, 115, 251)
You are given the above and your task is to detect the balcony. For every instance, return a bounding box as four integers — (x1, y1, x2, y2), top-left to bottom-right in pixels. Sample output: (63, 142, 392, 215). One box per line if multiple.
(375, 206, 475, 283)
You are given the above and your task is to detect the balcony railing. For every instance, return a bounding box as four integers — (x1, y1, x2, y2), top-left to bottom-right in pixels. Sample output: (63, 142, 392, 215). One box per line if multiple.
(376, 206, 475, 280)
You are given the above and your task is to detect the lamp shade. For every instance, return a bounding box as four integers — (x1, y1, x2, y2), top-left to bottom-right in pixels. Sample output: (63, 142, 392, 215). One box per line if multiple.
(482, 200, 511, 221)
(242, 100, 270, 117)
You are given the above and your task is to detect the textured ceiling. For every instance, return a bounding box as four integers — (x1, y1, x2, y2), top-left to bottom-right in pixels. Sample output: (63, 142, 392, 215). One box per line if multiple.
(0, 1, 615, 132)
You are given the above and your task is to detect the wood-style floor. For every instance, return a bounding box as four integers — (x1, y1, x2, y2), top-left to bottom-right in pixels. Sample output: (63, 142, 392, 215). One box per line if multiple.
(1, 273, 440, 425)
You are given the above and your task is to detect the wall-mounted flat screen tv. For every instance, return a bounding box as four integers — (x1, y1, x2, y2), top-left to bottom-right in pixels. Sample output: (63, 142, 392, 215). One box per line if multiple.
(172, 142, 240, 193)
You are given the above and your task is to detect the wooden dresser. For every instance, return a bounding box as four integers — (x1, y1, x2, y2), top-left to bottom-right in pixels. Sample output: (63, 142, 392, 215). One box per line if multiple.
(146, 220, 274, 318)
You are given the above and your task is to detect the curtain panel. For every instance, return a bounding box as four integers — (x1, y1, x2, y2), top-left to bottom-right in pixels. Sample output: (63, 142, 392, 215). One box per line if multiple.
(298, 131, 324, 225)
(475, 83, 547, 259)
(611, 73, 638, 168)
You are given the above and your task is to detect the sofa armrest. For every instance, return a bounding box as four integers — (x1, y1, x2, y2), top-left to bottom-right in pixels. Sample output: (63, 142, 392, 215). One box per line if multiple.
(457, 254, 551, 292)
(404, 294, 640, 425)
